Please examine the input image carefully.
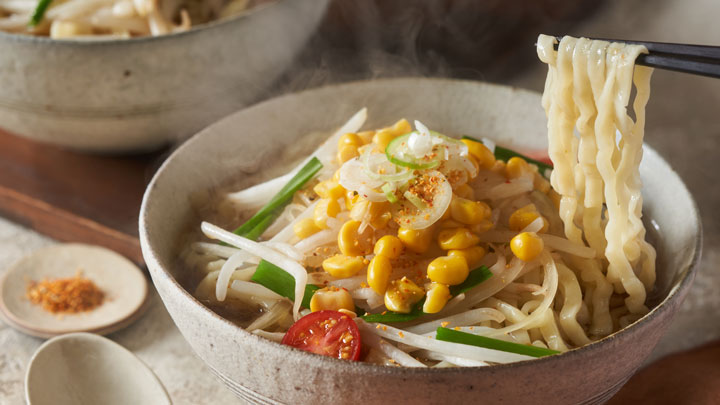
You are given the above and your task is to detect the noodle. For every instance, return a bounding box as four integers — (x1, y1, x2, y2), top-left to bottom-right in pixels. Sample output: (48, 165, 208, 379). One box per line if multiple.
(537, 34, 656, 317)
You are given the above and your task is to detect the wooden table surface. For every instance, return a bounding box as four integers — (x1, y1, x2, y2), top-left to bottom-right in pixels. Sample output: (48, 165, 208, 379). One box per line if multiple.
(0, 128, 165, 264)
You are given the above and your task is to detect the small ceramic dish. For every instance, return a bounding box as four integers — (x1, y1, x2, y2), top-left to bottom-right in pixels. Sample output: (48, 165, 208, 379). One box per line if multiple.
(25, 332, 171, 405)
(139, 78, 701, 404)
(0, 243, 148, 338)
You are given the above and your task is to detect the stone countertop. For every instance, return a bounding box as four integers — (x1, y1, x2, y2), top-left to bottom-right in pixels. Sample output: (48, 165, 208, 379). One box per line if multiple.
(2, 0, 720, 403)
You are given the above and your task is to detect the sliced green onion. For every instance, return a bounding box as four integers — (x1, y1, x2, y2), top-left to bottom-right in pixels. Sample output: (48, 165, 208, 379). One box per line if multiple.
(435, 327, 560, 357)
(381, 183, 399, 203)
(403, 190, 427, 210)
(386, 133, 442, 170)
(360, 266, 491, 323)
(251, 260, 320, 309)
(242, 212, 279, 242)
(360, 300, 425, 323)
(449, 265, 493, 296)
(233, 157, 322, 240)
(29, 0, 53, 26)
(462, 135, 553, 173)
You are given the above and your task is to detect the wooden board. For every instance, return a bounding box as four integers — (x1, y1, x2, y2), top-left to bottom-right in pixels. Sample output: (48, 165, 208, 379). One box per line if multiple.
(0, 129, 166, 265)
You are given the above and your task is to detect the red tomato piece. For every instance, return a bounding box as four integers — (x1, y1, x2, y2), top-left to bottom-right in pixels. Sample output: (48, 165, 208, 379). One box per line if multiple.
(281, 310, 362, 361)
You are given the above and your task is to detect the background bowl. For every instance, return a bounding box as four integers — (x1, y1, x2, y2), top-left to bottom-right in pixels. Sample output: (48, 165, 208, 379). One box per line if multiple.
(0, 0, 328, 153)
(140, 78, 701, 404)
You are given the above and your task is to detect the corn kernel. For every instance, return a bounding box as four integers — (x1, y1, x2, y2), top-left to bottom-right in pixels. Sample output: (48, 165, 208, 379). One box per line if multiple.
(309, 286, 355, 312)
(357, 130, 375, 144)
(470, 219, 494, 234)
(397, 227, 433, 253)
(333, 169, 341, 182)
(322, 254, 366, 278)
(491, 160, 506, 175)
(384, 276, 424, 313)
(313, 180, 345, 200)
(293, 218, 321, 239)
(450, 197, 491, 225)
(423, 283, 451, 313)
(314, 198, 341, 229)
(505, 157, 531, 179)
(367, 255, 392, 295)
(391, 118, 412, 135)
(509, 204, 549, 233)
(373, 235, 403, 258)
(350, 199, 392, 230)
(372, 129, 397, 151)
(510, 232, 544, 262)
(461, 139, 495, 170)
(448, 246, 486, 268)
(437, 227, 480, 250)
(345, 190, 359, 210)
(372, 119, 412, 150)
(454, 184, 474, 200)
(534, 172, 551, 193)
(338, 144, 359, 164)
(338, 133, 363, 148)
(338, 220, 374, 257)
(439, 219, 464, 229)
(427, 256, 470, 285)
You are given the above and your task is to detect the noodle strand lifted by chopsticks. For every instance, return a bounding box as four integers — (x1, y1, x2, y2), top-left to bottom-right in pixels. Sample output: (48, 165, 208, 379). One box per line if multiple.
(537, 34, 656, 317)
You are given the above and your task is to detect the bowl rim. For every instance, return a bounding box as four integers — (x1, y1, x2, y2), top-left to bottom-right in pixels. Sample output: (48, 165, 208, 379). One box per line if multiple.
(140, 76, 703, 377)
(0, 0, 283, 46)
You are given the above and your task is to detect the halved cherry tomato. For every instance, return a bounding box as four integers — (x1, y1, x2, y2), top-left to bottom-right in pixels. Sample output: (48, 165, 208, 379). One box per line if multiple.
(281, 310, 362, 361)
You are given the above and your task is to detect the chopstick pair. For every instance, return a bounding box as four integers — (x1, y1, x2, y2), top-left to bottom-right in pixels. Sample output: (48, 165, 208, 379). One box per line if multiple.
(552, 36, 720, 79)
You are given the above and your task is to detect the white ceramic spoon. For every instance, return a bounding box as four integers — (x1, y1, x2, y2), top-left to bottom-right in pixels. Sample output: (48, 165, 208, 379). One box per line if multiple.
(25, 332, 172, 405)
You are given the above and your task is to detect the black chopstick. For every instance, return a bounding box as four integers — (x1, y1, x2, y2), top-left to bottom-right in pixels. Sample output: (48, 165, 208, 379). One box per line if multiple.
(552, 36, 720, 79)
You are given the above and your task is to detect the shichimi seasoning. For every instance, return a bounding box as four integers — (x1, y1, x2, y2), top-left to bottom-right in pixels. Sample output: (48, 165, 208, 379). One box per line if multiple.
(26, 271, 104, 314)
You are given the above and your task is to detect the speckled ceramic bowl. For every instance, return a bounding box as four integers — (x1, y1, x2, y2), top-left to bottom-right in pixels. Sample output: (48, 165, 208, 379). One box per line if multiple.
(0, 0, 327, 153)
(139, 78, 701, 404)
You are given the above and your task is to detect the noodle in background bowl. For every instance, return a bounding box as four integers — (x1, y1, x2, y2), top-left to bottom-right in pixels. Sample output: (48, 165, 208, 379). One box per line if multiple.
(139, 78, 701, 404)
(0, 0, 327, 153)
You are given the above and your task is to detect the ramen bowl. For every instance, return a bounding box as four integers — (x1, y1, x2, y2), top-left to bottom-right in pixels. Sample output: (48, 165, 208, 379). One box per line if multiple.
(0, 0, 327, 153)
(139, 78, 701, 404)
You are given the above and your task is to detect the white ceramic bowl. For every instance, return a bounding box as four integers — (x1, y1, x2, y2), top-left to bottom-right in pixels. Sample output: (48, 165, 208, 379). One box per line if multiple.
(140, 78, 701, 404)
(0, 0, 327, 153)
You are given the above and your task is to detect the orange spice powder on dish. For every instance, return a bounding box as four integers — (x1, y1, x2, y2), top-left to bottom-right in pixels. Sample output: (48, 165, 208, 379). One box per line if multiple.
(26, 271, 104, 314)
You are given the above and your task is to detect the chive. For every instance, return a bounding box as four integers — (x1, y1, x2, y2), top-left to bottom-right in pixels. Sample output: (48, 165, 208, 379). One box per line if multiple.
(251, 260, 320, 309)
(449, 265, 493, 296)
(233, 157, 322, 240)
(461, 135, 553, 174)
(360, 300, 425, 323)
(242, 210, 280, 242)
(436, 327, 560, 357)
(381, 183, 398, 203)
(29, 0, 53, 26)
(360, 266, 491, 323)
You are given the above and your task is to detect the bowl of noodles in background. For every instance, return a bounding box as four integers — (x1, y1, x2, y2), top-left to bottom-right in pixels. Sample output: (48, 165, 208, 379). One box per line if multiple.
(139, 77, 700, 404)
(0, 0, 328, 153)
